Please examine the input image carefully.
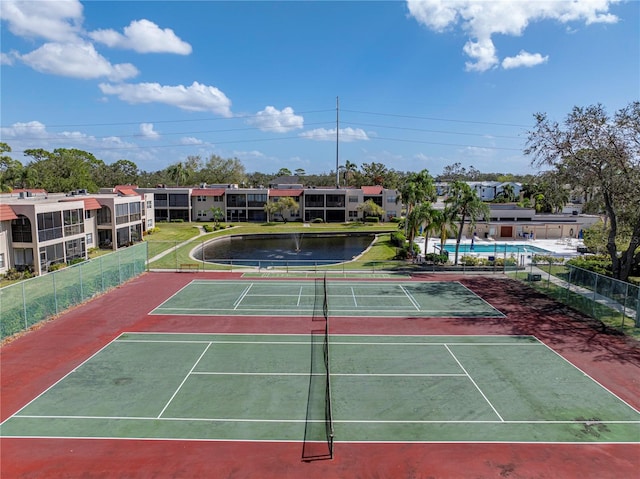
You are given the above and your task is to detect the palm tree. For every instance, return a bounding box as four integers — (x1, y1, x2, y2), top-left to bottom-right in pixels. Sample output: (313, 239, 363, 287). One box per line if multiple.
(343, 160, 357, 186)
(274, 197, 299, 222)
(445, 181, 490, 265)
(397, 169, 437, 249)
(167, 162, 189, 187)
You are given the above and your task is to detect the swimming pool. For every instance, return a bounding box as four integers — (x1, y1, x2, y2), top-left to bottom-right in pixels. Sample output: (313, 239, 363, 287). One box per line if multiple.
(439, 243, 552, 254)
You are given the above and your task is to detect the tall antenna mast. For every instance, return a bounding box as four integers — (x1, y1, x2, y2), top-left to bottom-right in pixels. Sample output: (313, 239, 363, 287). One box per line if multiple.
(335, 96, 340, 188)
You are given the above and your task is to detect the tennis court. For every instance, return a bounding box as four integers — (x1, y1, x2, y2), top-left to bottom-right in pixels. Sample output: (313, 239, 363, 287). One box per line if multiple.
(150, 279, 504, 318)
(2, 332, 638, 447)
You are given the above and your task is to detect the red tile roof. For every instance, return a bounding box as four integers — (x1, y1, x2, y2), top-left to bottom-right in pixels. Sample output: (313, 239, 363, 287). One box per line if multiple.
(192, 188, 226, 196)
(59, 197, 102, 210)
(269, 189, 303, 197)
(361, 186, 383, 195)
(0, 204, 18, 221)
(116, 187, 140, 197)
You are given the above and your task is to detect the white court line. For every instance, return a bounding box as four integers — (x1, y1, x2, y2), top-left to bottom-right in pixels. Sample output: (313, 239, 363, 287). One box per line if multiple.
(12, 414, 639, 426)
(536, 339, 640, 415)
(296, 286, 303, 306)
(233, 283, 254, 310)
(455, 281, 506, 317)
(444, 344, 504, 422)
(351, 287, 358, 307)
(157, 342, 212, 419)
(399, 285, 421, 310)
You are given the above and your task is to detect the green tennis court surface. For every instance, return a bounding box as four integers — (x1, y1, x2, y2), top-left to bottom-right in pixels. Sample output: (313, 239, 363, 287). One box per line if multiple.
(150, 280, 504, 317)
(2, 333, 638, 443)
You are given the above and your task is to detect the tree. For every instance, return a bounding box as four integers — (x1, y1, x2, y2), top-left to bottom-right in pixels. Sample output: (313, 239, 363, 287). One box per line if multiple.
(276, 167, 292, 177)
(0, 143, 24, 192)
(357, 199, 385, 219)
(263, 201, 279, 223)
(166, 161, 189, 187)
(397, 169, 437, 245)
(342, 160, 358, 186)
(23, 148, 101, 193)
(273, 197, 299, 222)
(494, 183, 516, 203)
(445, 180, 490, 265)
(199, 155, 247, 185)
(525, 102, 640, 282)
(209, 206, 224, 226)
(294, 168, 306, 177)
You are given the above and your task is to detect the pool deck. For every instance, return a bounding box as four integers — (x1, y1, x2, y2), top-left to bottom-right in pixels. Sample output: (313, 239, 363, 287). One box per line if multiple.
(421, 237, 585, 258)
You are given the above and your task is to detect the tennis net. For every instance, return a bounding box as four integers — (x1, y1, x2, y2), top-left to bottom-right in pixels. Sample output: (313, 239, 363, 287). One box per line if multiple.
(302, 274, 334, 461)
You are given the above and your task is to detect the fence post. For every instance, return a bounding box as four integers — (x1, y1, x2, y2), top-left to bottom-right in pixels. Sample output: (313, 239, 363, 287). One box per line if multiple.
(22, 281, 27, 331)
(53, 271, 58, 315)
(592, 273, 598, 318)
(565, 266, 572, 302)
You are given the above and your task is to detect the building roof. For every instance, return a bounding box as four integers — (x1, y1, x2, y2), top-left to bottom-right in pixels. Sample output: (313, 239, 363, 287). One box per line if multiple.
(0, 204, 18, 221)
(114, 186, 141, 197)
(269, 189, 303, 197)
(192, 188, 226, 196)
(361, 186, 383, 195)
(58, 197, 102, 211)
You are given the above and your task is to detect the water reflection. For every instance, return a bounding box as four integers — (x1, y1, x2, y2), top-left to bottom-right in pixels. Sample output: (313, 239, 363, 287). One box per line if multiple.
(195, 233, 374, 266)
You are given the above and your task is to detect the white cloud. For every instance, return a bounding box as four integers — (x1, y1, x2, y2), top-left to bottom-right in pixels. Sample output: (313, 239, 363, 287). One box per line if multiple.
(0, 0, 84, 42)
(139, 123, 160, 139)
(0, 120, 137, 156)
(0, 52, 15, 65)
(1, 120, 49, 139)
(89, 19, 192, 54)
(19, 42, 138, 80)
(247, 106, 304, 133)
(299, 127, 370, 142)
(502, 50, 548, 69)
(406, 0, 620, 72)
(180, 137, 204, 145)
(98, 81, 232, 116)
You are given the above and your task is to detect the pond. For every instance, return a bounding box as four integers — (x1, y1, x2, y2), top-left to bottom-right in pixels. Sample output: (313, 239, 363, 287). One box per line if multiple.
(194, 233, 376, 266)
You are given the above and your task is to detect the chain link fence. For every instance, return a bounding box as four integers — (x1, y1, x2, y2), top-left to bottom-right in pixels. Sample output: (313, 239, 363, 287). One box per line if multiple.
(1, 242, 147, 340)
(516, 259, 639, 336)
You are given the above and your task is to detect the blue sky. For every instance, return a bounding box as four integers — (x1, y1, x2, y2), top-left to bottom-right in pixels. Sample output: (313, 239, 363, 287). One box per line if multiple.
(1, 0, 638, 176)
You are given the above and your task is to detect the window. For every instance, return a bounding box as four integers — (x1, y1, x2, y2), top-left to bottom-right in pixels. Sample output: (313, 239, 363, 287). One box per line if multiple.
(97, 206, 111, 225)
(196, 195, 206, 202)
(169, 194, 189, 207)
(147, 218, 154, 228)
(387, 196, 396, 203)
(304, 194, 324, 207)
(65, 237, 86, 261)
(129, 201, 141, 222)
(115, 203, 129, 225)
(37, 211, 63, 242)
(11, 216, 32, 243)
(0, 253, 5, 268)
(40, 242, 64, 269)
(326, 195, 345, 207)
(155, 193, 168, 207)
(85, 209, 91, 219)
(226, 194, 246, 207)
(63, 208, 84, 236)
(349, 196, 359, 203)
(86, 233, 93, 246)
(146, 200, 152, 209)
(247, 194, 267, 207)
(197, 210, 207, 217)
(348, 211, 359, 219)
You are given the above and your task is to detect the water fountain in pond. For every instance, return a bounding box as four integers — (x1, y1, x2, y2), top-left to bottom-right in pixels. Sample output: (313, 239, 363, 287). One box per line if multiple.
(292, 233, 303, 252)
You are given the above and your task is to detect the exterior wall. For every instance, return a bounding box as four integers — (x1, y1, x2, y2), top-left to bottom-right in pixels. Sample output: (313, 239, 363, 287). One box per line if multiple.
(0, 221, 10, 275)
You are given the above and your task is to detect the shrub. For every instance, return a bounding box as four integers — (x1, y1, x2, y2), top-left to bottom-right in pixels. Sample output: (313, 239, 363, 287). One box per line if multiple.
(203, 224, 214, 233)
(390, 231, 406, 247)
(365, 216, 379, 223)
(311, 217, 324, 223)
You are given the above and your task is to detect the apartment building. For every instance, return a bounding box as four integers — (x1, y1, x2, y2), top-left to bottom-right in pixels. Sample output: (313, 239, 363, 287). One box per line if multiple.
(137, 184, 400, 224)
(0, 188, 152, 276)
